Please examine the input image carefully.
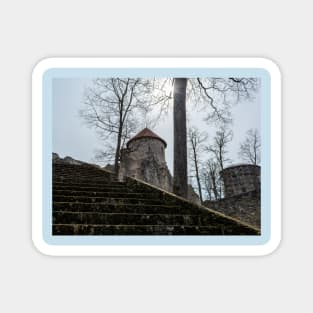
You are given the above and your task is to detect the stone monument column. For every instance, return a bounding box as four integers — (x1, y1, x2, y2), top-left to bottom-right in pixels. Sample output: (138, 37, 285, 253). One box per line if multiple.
(173, 78, 188, 198)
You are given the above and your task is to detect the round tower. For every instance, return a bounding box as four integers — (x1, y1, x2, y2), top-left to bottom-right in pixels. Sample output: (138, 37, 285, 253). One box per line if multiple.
(126, 127, 167, 164)
(119, 128, 172, 191)
(220, 164, 260, 197)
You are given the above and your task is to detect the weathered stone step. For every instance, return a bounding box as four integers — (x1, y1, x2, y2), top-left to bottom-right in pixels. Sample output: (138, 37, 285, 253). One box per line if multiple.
(52, 172, 114, 180)
(53, 163, 102, 170)
(53, 211, 212, 226)
(53, 169, 114, 175)
(53, 181, 126, 188)
(51, 161, 260, 235)
(53, 202, 201, 215)
(53, 190, 163, 199)
(52, 173, 117, 181)
(53, 224, 256, 235)
(53, 178, 118, 185)
(53, 183, 158, 195)
(53, 195, 170, 205)
(53, 168, 110, 173)
(53, 184, 128, 193)
(53, 170, 114, 179)
(53, 167, 109, 173)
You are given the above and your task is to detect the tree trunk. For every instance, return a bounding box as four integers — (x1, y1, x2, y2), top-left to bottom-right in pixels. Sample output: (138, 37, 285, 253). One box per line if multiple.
(211, 175, 219, 200)
(114, 124, 123, 176)
(173, 78, 188, 198)
(194, 156, 203, 203)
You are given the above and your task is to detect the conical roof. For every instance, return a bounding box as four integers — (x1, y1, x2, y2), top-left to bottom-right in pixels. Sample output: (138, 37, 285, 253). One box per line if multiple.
(127, 128, 167, 148)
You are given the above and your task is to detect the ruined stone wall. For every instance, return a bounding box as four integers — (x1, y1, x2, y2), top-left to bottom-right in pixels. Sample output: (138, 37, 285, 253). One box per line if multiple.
(119, 138, 201, 202)
(204, 190, 260, 228)
(221, 164, 260, 198)
(53, 153, 88, 166)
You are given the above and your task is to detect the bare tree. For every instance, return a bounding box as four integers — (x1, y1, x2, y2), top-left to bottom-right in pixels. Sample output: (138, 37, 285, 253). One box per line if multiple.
(238, 128, 261, 165)
(202, 159, 221, 200)
(93, 118, 136, 166)
(206, 126, 233, 171)
(188, 78, 259, 124)
(202, 171, 213, 201)
(173, 78, 259, 197)
(80, 78, 170, 174)
(188, 127, 208, 203)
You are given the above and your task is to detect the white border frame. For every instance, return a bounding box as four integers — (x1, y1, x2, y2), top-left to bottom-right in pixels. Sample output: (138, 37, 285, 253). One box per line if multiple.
(32, 57, 281, 256)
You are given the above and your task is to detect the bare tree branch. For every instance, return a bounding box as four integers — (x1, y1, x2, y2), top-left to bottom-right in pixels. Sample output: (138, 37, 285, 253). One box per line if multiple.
(187, 77, 259, 125)
(238, 128, 261, 165)
(206, 126, 233, 171)
(188, 126, 208, 203)
(80, 78, 171, 174)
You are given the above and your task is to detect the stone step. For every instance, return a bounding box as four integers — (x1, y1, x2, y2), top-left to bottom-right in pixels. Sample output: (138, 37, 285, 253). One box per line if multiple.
(53, 190, 163, 199)
(52, 169, 98, 174)
(53, 202, 201, 215)
(53, 163, 101, 169)
(53, 171, 114, 179)
(52, 174, 118, 182)
(52, 169, 114, 175)
(53, 167, 109, 172)
(51, 162, 260, 235)
(52, 224, 237, 235)
(53, 184, 128, 193)
(53, 195, 170, 205)
(53, 178, 118, 185)
(53, 181, 126, 188)
(53, 211, 213, 226)
(53, 184, 156, 195)
(53, 223, 257, 235)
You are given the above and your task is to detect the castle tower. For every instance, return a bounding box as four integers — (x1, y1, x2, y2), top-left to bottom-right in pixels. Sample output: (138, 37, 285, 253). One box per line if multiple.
(220, 164, 260, 197)
(119, 128, 172, 191)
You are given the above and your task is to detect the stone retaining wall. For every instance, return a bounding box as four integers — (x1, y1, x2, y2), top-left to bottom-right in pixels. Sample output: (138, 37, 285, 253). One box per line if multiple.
(204, 189, 260, 228)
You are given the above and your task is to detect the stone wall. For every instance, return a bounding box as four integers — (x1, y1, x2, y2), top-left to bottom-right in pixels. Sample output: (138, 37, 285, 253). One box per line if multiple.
(221, 164, 260, 198)
(118, 137, 200, 203)
(204, 189, 260, 228)
(53, 153, 88, 166)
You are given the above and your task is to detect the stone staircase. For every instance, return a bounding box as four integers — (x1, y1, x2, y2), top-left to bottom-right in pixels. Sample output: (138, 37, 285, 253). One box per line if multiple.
(53, 162, 260, 235)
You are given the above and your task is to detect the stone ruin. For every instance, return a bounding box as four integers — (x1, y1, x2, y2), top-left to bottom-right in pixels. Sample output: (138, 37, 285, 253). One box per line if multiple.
(204, 164, 261, 228)
(119, 128, 172, 191)
(118, 128, 200, 203)
(52, 160, 259, 235)
(53, 130, 261, 228)
(221, 164, 260, 197)
(52, 153, 92, 166)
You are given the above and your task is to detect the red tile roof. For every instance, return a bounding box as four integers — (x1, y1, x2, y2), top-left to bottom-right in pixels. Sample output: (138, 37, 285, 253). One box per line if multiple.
(127, 128, 167, 148)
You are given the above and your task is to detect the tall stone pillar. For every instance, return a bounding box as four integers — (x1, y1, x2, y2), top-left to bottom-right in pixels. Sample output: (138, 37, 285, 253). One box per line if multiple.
(173, 78, 188, 198)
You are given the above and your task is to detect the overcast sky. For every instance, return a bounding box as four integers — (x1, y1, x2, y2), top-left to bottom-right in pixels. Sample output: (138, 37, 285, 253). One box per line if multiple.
(53, 78, 261, 175)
